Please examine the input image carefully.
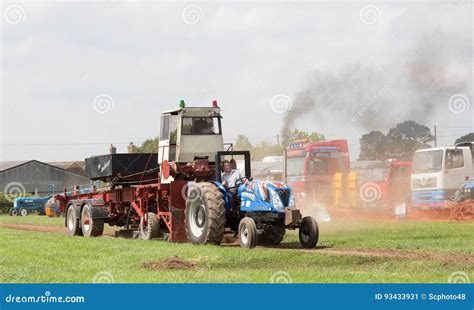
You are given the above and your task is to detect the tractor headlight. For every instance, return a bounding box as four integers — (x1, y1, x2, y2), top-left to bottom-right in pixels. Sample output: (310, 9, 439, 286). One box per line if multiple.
(272, 192, 284, 211)
(288, 194, 295, 209)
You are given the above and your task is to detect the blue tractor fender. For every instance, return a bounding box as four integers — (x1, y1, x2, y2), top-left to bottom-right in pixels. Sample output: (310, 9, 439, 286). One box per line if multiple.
(210, 181, 231, 209)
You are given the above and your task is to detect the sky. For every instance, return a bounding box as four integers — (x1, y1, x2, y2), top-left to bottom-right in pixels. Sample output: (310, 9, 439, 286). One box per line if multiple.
(0, 0, 472, 162)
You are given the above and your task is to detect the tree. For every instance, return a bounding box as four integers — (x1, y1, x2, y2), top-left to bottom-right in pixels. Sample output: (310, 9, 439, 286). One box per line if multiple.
(385, 121, 433, 160)
(234, 135, 252, 150)
(359, 120, 434, 160)
(386, 120, 433, 143)
(455, 132, 474, 144)
(134, 137, 159, 153)
(285, 129, 325, 143)
(359, 131, 386, 160)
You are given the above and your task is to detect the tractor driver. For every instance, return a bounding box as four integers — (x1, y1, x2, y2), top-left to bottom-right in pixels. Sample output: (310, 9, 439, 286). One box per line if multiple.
(221, 160, 242, 210)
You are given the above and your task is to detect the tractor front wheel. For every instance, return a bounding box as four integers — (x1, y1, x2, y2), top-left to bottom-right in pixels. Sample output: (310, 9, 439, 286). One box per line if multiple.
(19, 208, 28, 217)
(299, 216, 319, 248)
(239, 217, 258, 249)
(81, 204, 104, 237)
(185, 182, 226, 245)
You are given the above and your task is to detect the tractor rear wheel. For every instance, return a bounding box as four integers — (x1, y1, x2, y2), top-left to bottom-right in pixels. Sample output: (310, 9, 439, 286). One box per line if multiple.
(81, 204, 104, 237)
(238, 217, 257, 248)
(139, 212, 160, 240)
(299, 216, 319, 248)
(185, 182, 226, 245)
(66, 206, 83, 236)
(259, 223, 285, 246)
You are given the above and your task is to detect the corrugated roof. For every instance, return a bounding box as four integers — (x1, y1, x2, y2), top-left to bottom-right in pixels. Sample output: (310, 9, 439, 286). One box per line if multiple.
(0, 160, 86, 175)
(0, 161, 28, 171)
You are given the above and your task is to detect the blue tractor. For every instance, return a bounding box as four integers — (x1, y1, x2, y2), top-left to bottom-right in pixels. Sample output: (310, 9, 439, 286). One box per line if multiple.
(9, 196, 51, 216)
(184, 151, 319, 249)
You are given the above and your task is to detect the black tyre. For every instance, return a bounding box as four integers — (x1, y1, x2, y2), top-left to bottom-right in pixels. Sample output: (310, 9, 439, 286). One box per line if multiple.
(185, 182, 226, 245)
(239, 217, 258, 249)
(66, 205, 83, 236)
(11, 209, 18, 216)
(9, 208, 13, 216)
(19, 208, 28, 217)
(139, 212, 160, 240)
(259, 222, 285, 246)
(299, 216, 319, 248)
(81, 204, 104, 237)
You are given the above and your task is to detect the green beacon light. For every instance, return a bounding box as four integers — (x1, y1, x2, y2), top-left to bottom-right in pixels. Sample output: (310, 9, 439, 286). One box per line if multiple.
(179, 100, 186, 108)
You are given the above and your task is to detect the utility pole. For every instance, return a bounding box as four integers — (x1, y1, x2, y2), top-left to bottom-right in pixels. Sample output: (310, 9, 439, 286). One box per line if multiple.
(434, 125, 437, 147)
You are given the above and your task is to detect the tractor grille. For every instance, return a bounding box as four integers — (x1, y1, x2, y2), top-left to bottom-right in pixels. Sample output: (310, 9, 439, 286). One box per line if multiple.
(275, 189, 289, 207)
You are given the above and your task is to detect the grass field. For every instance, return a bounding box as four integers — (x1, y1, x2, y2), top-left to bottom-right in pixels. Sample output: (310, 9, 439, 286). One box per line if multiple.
(0, 214, 472, 283)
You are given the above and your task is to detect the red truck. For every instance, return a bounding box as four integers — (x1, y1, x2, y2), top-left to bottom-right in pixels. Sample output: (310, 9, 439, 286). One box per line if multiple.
(284, 139, 350, 206)
(356, 160, 412, 209)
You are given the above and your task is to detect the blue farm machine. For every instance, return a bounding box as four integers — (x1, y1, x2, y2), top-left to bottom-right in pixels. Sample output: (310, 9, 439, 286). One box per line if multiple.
(52, 101, 319, 248)
(9, 196, 51, 216)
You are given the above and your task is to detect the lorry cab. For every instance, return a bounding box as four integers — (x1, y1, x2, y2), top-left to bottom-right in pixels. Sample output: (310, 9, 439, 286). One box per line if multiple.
(285, 139, 349, 204)
(411, 144, 474, 209)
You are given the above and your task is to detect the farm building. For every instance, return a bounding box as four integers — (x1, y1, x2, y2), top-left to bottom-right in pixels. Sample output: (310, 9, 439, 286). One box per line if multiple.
(0, 160, 90, 195)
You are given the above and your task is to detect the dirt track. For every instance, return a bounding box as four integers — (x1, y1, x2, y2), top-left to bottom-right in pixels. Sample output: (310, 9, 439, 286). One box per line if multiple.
(0, 223, 115, 237)
(266, 246, 473, 265)
(2, 223, 472, 264)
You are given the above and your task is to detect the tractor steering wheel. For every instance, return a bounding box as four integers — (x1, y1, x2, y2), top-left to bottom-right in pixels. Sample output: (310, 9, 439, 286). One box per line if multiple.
(234, 177, 247, 187)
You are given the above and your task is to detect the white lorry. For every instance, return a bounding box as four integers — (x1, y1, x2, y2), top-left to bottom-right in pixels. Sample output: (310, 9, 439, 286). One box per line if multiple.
(411, 142, 474, 209)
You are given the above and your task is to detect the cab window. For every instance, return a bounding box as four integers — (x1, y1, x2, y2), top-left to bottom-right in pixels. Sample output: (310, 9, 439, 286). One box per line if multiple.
(160, 115, 169, 140)
(182, 117, 221, 135)
(446, 149, 464, 169)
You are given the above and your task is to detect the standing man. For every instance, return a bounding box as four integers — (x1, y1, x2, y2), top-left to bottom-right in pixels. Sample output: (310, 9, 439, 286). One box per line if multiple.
(221, 160, 242, 210)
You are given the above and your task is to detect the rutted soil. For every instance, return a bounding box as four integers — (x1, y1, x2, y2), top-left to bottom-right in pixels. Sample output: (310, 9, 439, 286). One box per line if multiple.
(281, 246, 474, 265)
(141, 256, 197, 271)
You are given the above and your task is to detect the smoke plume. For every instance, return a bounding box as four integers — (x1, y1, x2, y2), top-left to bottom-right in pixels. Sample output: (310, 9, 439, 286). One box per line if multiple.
(281, 30, 470, 143)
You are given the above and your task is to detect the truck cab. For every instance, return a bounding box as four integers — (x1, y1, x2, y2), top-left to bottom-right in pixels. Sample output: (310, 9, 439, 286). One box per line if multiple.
(285, 139, 350, 204)
(411, 143, 474, 209)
